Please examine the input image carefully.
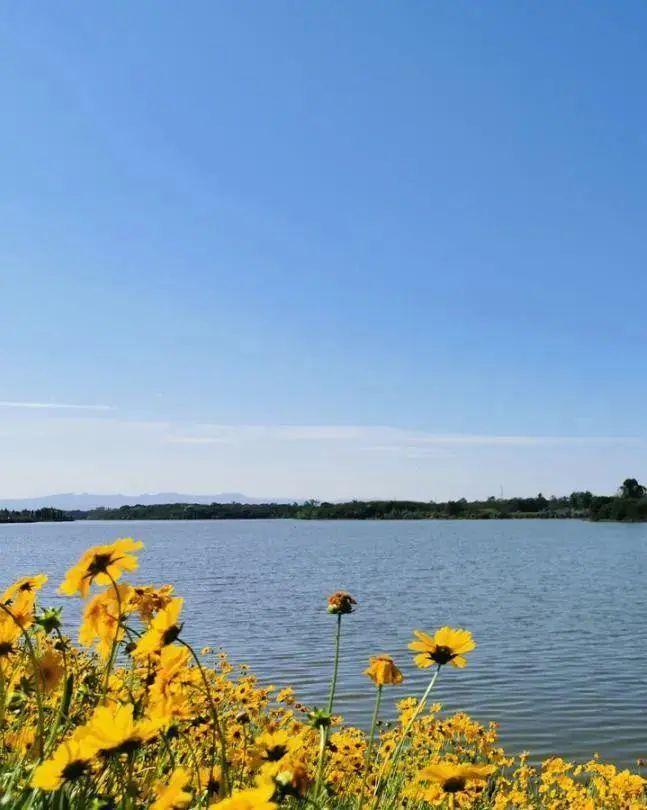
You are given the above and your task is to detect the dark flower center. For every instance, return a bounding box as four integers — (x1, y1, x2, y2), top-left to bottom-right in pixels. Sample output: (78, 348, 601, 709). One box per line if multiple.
(266, 744, 288, 761)
(161, 624, 181, 646)
(0, 642, 14, 657)
(19, 582, 34, 592)
(443, 776, 466, 793)
(62, 760, 89, 781)
(105, 737, 143, 757)
(430, 645, 455, 666)
(87, 553, 116, 577)
(207, 778, 221, 795)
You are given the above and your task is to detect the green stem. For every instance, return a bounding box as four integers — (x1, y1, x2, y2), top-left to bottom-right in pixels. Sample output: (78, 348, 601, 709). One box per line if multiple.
(179, 638, 230, 796)
(358, 686, 382, 810)
(102, 572, 124, 700)
(0, 670, 6, 741)
(373, 665, 441, 803)
(0, 603, 46, 759)
(313, 614, 344, 801)
(313, 723, 328, 801)
(45, 629, 73, 755)
(327, 614, 342, 714)
(182, 729, 203, 796)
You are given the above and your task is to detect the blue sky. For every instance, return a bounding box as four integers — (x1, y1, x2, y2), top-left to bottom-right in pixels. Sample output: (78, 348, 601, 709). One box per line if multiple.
(1, 2, 646, 500)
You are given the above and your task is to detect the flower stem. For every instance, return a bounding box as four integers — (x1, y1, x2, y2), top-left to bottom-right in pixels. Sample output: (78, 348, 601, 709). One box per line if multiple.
(358, 685, 382, 810)
(313, 613, 344, 801)
(313, 723, 328, 801)
(179, 638, 230, 796)
(102, 571, 124, 700)
(0, 603, 46, 759)
(373, 665, 441, 803)
(327, 613, 342, 714)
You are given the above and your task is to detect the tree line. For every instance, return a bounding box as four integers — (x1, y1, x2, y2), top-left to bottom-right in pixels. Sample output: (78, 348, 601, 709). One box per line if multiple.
(66, 479, 647, 522)
(0, 507, 70, 524)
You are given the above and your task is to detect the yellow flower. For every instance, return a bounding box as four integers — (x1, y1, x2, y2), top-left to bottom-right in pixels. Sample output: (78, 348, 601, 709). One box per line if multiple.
(0, 617, 21, 674)
(151, 766, 192, 809)
(417, 760, 495, 795)
(36, 649, 65, 692)
(199, 765, 223, 799)
(59, 538, 142, 598)
(83, 702, 163, 756)
(273, 760, 311, 798)
(149, 643, 199, 720)
(5, 726, 36, 755)
(276, 686, 295, 704)
(212, 779, 277, 810)
(79, 585, 132, 659)
(409, 627, 476, 668)
(129, 584, 175, 623)
(3, 590, 36, 629)
(364, 654, 404, 686)
(134, 597, 183, 658)
(2, 574, 48, 603)
(251, 729, 296, 768)
(31, 733, 98, 791)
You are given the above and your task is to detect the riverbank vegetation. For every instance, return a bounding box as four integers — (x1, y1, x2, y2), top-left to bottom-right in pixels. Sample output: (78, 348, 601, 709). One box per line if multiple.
(0, 537, 645, 808)
(66, 479, 647, 522)
(0, 508, 70, 524)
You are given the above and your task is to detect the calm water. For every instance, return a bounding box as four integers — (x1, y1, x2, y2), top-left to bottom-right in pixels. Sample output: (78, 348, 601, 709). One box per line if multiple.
(1, 519, 646, 766)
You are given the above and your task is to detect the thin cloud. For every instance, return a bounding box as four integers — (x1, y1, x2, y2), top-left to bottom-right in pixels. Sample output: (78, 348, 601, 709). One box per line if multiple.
(165, 424, 643, 447)
(167, 436, 231, 445)
(0, 401, 114, 411)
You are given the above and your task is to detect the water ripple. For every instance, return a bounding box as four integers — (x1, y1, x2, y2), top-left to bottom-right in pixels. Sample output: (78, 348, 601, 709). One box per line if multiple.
(1, 518, 645, 767)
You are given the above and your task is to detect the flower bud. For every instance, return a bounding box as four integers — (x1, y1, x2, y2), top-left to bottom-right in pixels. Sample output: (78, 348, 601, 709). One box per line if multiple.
(308, 708, 332, 729)
(326, 591, 357, 615)
(364, 655, 404, 686)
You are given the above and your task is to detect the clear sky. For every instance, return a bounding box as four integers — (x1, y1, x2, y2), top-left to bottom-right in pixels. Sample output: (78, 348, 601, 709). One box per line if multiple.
(2, 2, 646, 501)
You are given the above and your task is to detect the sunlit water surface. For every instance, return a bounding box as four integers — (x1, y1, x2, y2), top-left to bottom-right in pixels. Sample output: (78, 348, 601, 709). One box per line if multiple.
(1, 519, 645, 767)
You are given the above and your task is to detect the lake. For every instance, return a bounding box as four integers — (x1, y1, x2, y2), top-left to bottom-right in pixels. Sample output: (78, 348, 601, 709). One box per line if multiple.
(1, 518, 645, 767)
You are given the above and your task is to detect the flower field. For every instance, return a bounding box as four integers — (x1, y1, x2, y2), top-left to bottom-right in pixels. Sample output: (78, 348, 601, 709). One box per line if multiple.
(0, 538, 644, 809)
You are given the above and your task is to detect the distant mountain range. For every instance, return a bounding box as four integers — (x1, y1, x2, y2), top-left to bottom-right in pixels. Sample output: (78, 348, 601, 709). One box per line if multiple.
(0, 492, 297, 510)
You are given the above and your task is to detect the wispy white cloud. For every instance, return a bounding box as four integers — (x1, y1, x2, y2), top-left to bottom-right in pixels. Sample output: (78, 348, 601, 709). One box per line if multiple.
(0, 401, 114, 411)
(1, 415, 646, 500)
(164, 424, 643, 448)
(167, 436, 230, 445)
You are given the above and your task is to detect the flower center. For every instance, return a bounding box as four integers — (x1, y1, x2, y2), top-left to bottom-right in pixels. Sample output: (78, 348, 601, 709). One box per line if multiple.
(61, 760, 89, 781)
(266, 744, 288, 761)
(443, 776, 466, 793)
(87, 553, 115, 576)
(430, 645, 455, 665)
(0, 642, 14, 657)
(161, 624, 181, 646)
(108, 737, 143, 756)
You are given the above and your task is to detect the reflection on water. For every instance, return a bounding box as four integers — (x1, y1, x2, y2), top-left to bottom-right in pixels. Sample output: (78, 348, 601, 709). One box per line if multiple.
(1, 518, 646, 766)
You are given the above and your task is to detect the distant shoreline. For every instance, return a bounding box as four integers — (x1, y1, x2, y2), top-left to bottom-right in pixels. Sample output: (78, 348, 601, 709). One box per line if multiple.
(3, 484, 647, 523)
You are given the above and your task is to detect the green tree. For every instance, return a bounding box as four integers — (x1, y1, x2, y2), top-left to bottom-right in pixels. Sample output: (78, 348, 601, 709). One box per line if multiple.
(619, 478, 646, 499)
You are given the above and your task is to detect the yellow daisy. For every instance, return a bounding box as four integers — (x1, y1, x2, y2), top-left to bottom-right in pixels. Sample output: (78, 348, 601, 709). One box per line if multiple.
(417, 760, 495, 795)
(36, 649, 65, 692)
(151, 766, 192, 809)
(31, 733, 98, 791)
(409, 627, 476, 668)
(59, 538, 142, 598)
(211, 779, 277, 810)
(83, 702, 163, 756)
(79, 584, 132, 659)
(134, 597, 183, 658)
(2, 574, 48, 603)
